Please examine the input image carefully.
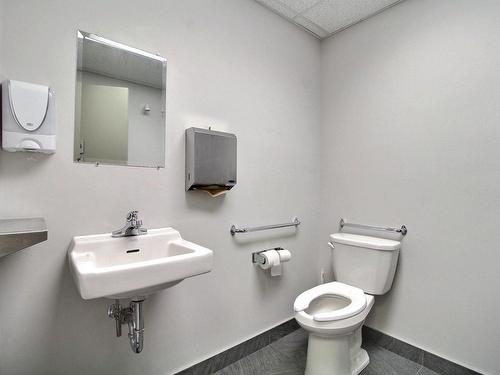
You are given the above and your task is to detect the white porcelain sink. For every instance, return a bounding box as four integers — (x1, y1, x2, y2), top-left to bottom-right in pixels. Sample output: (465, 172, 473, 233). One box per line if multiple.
(68, 228, 213, 299)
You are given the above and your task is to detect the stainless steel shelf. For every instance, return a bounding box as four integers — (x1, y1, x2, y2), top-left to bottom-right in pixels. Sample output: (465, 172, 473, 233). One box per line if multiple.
(0, 218, 47, 258)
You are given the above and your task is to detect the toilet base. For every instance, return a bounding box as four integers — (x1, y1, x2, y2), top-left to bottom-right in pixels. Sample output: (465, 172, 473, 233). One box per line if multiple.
(304, 327, 369, 375)
(351, 348, 369, 375)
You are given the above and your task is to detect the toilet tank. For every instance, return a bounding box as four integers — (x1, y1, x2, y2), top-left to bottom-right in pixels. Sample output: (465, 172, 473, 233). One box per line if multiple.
(330, 233, 401, 295)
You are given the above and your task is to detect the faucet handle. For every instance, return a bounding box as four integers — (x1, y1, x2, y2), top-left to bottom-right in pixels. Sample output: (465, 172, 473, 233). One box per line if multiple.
(126, 210, 139, 222)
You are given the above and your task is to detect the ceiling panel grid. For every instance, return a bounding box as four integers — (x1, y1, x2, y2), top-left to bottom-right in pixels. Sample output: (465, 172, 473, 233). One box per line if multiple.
(254, 0, 403, 39)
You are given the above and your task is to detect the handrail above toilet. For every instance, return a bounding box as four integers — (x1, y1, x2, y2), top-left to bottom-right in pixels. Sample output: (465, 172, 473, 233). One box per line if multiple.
(339, 218, 407, 236)
(230, 217, 300, 235)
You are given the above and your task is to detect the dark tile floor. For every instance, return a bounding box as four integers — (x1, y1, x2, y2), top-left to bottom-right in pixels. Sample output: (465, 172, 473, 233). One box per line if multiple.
(214, 329, 441, 375)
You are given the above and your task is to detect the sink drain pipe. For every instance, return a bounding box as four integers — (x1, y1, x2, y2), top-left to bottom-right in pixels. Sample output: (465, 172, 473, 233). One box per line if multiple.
(108, 298, 145, 353)
(128, 299, 144, 353)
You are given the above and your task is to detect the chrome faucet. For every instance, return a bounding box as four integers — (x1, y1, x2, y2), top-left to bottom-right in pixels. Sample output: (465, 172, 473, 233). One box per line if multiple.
(112, 210, 147, 237)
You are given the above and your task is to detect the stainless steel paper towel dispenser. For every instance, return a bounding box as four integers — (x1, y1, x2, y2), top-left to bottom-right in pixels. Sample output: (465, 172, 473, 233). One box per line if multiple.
(185, 127, 237, 194)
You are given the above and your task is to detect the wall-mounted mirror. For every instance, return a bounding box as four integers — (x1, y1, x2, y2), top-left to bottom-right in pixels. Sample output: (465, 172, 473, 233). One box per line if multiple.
(74, 31, 166, 168)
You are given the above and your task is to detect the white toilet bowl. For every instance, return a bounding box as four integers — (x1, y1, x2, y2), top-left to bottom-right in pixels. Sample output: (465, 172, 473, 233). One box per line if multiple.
(294, 233, 401, 375)
(294, 282, 375, 375)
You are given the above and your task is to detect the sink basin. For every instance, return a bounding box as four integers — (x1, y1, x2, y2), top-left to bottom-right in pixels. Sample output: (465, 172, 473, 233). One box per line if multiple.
(68, 228, 213, 299)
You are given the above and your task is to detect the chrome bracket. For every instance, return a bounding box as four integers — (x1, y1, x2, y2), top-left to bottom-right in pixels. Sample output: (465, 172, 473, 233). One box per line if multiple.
(107, 299, 145, 353)
(107, 300, 129, 338)
(251, 247, 283, 265)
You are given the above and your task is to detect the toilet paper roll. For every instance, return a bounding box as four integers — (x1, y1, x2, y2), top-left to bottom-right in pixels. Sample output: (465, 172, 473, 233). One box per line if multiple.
(259, 250, 280, 270)
(277, 249, 291, 262)
(258, 249, 292, 276)
(271, 263, 282, 277)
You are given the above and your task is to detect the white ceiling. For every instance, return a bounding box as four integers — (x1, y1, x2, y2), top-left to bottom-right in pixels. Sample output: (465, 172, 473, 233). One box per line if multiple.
(254, 0, 403, 39)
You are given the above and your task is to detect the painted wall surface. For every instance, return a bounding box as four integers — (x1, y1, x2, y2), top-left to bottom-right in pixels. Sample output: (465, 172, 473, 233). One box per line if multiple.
(0, 1, 2, 78)
(320, 0, 500, 373)
(0, 1, 321, 374)
(2, 0, 498, 374)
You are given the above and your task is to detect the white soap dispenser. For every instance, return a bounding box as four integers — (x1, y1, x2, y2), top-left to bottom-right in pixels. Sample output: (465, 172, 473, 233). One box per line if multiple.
(1, 79, 57, 153)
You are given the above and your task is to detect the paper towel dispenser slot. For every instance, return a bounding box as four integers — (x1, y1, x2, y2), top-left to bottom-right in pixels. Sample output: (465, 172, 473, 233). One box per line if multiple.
(185, 127, 237, 196)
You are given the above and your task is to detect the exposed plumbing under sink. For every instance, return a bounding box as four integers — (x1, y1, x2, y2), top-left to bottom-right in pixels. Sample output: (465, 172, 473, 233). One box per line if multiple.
(108, 298, 145, 353)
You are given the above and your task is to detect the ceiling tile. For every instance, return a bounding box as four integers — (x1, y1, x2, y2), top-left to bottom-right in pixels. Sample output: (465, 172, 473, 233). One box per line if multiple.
(279, 0, 322, 13)
(254, 0, 297, 19)
(254, 0, 403, 39)
(301, 0, 399, 33)
(293, 14, 329, 39)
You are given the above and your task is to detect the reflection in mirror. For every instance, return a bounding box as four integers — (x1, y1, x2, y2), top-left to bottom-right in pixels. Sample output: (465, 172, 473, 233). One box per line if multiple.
(74, 31, 166, 168)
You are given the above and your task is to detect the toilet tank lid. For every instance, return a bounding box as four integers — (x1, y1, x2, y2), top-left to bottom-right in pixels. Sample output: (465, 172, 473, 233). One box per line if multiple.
(330, 233, 401, 251)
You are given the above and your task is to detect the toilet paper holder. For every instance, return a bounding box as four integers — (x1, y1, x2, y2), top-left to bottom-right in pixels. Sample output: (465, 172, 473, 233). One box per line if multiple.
(252, 247, 284, 265)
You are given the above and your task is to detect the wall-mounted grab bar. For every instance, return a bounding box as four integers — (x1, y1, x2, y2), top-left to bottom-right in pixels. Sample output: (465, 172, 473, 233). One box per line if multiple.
(339, 218, 407, 236)
(230, 217, 300, 235)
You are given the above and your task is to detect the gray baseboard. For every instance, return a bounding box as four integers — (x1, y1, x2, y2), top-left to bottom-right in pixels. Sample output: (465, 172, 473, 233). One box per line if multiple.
(177, 320, 483, 375)
(176, 319, 299, 375)
(362, 326, 483, 375)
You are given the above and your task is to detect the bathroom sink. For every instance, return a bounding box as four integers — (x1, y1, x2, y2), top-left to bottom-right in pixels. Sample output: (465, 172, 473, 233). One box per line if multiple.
(68, 228, 213, 299)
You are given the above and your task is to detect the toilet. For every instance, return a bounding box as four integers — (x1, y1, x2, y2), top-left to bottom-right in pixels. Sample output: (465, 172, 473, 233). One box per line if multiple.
(294, 233, 401, 375)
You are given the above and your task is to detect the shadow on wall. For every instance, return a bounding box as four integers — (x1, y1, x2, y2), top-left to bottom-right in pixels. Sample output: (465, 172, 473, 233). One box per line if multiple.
(230, 228, 300, 248)
(363, 233, 405, 329)
(0, 86, 2, 145)
(47, 253, 114, 360)
(253, 257, 285, 292)
(0, 148, 52, 175)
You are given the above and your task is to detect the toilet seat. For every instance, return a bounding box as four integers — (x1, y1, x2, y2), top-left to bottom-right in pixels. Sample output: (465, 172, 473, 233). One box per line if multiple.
(294, 282, 367, 322)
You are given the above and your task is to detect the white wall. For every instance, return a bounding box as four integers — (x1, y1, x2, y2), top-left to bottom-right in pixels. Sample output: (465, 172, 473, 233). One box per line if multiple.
(3, 0, 498, 374)
(320, 0, 500, 373)
(0, 1, 321, 374)
(0, 1, 2, 80)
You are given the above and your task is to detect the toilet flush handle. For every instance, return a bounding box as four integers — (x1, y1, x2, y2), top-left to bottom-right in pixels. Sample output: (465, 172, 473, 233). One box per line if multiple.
(328, 242, 334, 250)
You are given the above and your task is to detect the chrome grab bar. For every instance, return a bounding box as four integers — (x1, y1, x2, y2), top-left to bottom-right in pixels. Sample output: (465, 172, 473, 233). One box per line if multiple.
(339, 218, 407, 236)
(230, 217, 300, 235)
